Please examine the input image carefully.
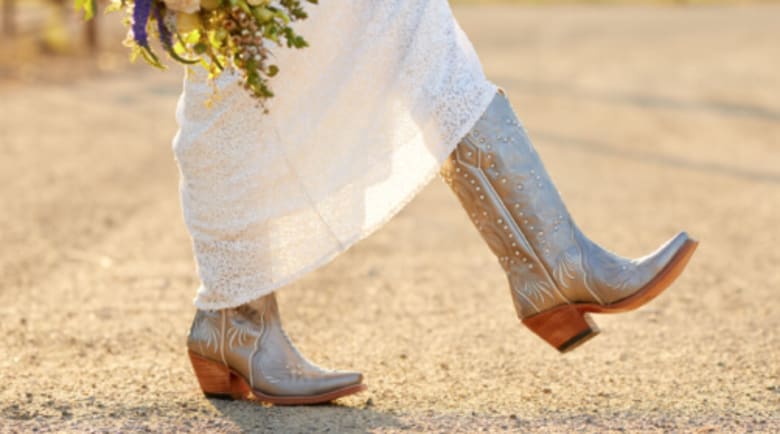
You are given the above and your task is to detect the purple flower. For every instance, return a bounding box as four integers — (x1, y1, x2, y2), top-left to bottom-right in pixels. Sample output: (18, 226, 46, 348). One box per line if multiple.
(133, 0, 153, 47)
(153, 3, 173, 49)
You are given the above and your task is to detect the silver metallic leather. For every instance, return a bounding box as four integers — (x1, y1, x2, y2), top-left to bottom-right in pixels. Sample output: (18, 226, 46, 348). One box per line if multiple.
(440, 90, 691, 318)
(187, 293, 363, 397)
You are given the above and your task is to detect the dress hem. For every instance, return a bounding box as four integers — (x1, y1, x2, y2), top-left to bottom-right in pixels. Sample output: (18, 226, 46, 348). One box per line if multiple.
(193, 80, 500, 310)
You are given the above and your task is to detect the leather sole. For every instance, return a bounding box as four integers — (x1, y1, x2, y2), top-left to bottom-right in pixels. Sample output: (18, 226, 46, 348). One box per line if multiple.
(188, 350, 367, 405)
(522, 238, 699, 353)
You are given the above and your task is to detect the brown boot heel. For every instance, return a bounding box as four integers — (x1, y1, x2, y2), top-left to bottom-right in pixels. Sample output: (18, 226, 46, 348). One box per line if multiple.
(188, 350, 250, 400)
(522, 305, 600, 353)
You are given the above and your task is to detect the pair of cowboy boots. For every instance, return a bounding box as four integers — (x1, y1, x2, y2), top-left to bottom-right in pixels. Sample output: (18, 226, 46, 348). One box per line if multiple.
(186, 89, 697, 404)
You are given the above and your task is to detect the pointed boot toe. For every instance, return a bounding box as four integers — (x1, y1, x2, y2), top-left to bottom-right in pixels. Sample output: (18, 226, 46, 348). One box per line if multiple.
(314, 370, 365, 395)
(603, 231, 699, 313)
(648, 231, 699, 270)
(639, 231, 695, 272)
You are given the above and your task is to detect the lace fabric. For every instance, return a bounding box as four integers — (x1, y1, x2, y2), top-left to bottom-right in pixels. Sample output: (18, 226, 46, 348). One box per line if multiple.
(173, 1, 498, 309)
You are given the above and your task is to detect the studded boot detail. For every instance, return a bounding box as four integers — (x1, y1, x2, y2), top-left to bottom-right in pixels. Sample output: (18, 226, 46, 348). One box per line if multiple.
(187, 292, 365, 404)
(440, 90, 698, 352)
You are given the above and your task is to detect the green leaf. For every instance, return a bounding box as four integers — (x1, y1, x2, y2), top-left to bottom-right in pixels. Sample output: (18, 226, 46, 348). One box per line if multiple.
(166, 47, 201, 65)
(185, 30, 202, 45)
(205, 50, 225, 71)
(237, 0, 252, 15)
(173, 40, 186, 54)
(129, 46, 140, 63)
(209, 29, 228, 48)
(273, 10, 290, 24)
(74, 0, 97, 20)
(193, 42, 208, 54)
(139, 45, 165, 69)
(104, 1, 123, 14)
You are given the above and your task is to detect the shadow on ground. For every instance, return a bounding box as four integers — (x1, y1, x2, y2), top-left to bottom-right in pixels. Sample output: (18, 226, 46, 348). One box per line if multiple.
(209, 399, 404, 433)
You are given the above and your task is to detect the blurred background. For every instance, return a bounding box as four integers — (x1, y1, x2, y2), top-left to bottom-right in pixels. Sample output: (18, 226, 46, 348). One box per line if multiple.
(2, 0, 778, 84)
(1, 0, 779, 432)
(1, 0, 778, 90)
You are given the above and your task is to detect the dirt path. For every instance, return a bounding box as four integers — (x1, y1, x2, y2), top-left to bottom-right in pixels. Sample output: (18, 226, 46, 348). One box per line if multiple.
(1, 5, 779, 433)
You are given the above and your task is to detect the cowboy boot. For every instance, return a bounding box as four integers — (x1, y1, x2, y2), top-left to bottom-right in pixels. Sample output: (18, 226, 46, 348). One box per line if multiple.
(187, 292, 365, 404)
(440, 89, 698, 353)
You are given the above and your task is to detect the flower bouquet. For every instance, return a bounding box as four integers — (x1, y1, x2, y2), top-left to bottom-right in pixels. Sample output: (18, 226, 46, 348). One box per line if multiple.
(75, 0, 317, 109)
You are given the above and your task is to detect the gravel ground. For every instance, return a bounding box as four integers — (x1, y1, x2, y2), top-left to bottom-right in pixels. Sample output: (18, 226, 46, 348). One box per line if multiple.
(1, 5, 779, 433)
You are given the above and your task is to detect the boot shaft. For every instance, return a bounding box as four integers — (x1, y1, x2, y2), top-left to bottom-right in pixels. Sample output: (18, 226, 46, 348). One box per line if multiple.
(442, 90, 694, 319)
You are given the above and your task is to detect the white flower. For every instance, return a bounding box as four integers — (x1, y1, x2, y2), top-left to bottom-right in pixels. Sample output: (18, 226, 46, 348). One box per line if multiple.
(163, 0, 200, 14)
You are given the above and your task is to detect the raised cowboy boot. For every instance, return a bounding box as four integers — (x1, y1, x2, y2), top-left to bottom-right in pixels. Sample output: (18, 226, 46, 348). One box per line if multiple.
(187, 292, 365, 404)
(440, 90, 698, 353)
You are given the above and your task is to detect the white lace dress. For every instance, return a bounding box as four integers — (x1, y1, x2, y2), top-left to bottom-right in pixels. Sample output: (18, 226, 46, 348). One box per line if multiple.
(174, 1, 498, 309)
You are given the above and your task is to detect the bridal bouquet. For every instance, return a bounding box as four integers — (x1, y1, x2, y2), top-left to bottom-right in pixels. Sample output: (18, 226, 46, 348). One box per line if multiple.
(76, 0, 316, 109)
